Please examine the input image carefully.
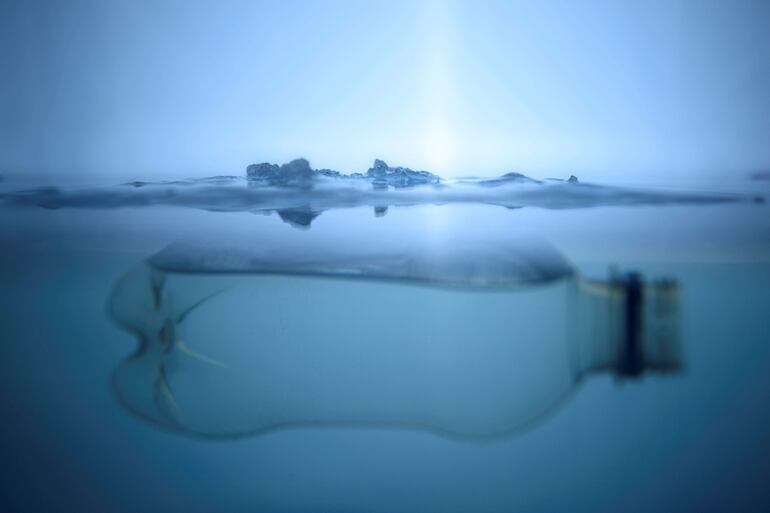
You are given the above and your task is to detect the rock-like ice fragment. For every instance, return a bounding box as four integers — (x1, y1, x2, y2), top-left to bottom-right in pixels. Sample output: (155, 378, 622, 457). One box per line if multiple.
(366, 159, 440, 187)
(246, 162, 279, 179)
(246, 158, 315, 186)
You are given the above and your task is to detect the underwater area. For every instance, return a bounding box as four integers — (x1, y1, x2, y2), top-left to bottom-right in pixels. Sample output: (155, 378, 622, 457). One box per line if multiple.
(1, 164, 769, 512)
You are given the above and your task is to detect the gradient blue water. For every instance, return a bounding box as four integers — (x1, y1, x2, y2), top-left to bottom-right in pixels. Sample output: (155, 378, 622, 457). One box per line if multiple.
(1, 199, 768, 512)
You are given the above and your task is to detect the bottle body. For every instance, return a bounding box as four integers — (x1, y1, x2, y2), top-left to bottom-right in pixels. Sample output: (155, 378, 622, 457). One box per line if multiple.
(109, 264, 680, 438)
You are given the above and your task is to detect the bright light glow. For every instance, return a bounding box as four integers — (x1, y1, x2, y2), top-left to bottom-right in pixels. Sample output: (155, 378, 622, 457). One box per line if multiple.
(4, 1, 769, 183)
(424, 129, 454, 171)
(420, 0, 457, 174)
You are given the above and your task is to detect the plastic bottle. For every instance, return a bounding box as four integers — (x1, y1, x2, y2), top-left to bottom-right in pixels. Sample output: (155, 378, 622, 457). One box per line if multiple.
(108, 231, 680, 439)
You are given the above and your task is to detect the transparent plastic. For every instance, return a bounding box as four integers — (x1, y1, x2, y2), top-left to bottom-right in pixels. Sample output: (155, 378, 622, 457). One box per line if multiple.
(108, 234, 681, 439)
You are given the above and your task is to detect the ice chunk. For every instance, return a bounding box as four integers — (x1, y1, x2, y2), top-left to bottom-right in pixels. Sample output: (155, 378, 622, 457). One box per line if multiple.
(246, 158, 314, 186)
(365, 159, 440, 187)
(245, 162, 279, 179)
(245, 158, 440, 188)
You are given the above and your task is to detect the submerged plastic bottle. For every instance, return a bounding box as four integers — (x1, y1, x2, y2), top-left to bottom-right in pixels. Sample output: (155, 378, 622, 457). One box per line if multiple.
(108, 230, 680, 439)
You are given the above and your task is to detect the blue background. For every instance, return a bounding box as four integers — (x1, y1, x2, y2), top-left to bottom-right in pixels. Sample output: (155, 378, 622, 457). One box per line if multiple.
(2, 0, 769, 184)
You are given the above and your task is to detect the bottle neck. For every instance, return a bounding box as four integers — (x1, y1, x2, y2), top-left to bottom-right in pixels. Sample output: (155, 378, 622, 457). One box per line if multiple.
(570, 272, 681, 380)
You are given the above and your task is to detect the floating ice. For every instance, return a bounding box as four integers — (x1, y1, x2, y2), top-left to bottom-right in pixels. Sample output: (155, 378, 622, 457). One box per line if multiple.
(247, 158, 316, 186)
(1, 158, 761, 228)
(365, 158, 441, 187)
(246, 158, 440, 188)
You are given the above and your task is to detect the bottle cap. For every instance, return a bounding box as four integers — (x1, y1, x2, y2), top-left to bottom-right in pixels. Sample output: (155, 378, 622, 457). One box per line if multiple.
(641, 278, 682, 373)
(614, 273, 682, 377)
